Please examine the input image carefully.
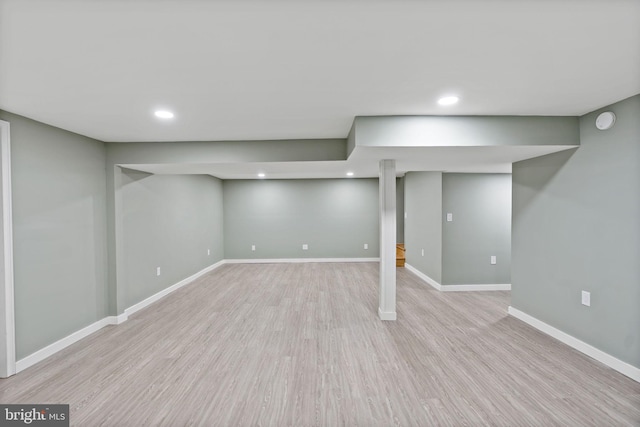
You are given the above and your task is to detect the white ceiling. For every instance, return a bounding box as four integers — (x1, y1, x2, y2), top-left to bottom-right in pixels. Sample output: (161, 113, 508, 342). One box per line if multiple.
(1, 0, 639, 143)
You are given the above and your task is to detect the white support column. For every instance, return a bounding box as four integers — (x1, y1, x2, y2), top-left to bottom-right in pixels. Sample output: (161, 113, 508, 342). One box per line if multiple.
(113, 165, 127, 316)
(0, 120, 16, 377)
(378, 159, 397, 321)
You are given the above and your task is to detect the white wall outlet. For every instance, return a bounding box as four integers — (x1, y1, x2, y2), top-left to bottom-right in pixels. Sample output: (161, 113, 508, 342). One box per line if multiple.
(404, 212, 407, 219)
(421, 248, 424, 256)
(446, 213, 453, 222)
(364, 243, 368, 250)
(207, 249, 210, 256)
(251, 245, 256, 251)
(490, 256, 497, 265)
(581, 291, 591, 307)
(156, 267, 161, 276)
(302, 244, 308, 250)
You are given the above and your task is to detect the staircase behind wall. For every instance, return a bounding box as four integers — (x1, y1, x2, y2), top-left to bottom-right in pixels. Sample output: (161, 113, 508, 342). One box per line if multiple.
(396, 244, 405, 267)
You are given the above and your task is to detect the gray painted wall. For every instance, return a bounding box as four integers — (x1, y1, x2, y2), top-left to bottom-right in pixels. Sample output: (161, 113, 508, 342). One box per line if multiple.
(105, 138, 347, 314)
(121, 171, 223, 308)
(0, 111, 108, 359)
(403, 172, 511, 286)
(396, 177, 404, 244)
(108, 138, 346, 165)
(223, 179, 378, 259)
(353, 116, 579, 147)
(512, 94, 640, 368)
(404, 172, 442, 282)
(442, 174, 511, 285)
(347, 123, 356, 157)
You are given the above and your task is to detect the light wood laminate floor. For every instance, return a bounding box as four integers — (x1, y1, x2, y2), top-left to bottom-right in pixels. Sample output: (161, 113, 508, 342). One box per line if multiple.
(1, 263, 638, 426)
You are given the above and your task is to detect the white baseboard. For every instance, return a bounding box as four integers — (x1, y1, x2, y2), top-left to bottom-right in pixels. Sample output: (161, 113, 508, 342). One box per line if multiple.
(404, 264, 510, 292)
(404, 263, 442, 290)
(442, 284, 511, 291)
(15, 260, 225, 374)
(125, 259, 225, 317)
(508, 306, 640, 383)
(16, 316, 116, 373)
(112, 313, 128, 324)
(224, 257, 379, 264)
(378, 307, 397, 321)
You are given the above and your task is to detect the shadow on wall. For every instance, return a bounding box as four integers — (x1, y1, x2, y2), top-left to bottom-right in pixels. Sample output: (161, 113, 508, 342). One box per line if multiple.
(121, 168, 153, 185)
(512, 148, 577, 217)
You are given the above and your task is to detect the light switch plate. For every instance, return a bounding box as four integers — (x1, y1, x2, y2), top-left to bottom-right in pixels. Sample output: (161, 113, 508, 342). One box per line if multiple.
(364, 243, 368, 250)
(581, 291, 591, 306)
(491, 256, 497, 265)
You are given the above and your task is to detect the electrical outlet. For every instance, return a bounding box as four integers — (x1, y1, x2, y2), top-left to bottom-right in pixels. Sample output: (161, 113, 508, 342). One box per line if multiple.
(156, 267, 161, 276)
(364, 243, 368, 250)
(421, 248, 424, 256)
(404, 212, 407, 219)
(491, 256, 497, 265)
(207, 249, 210, 256)
(446, 213, 453, 222)
(251, 245, 256, 251)
(581, 291, 591, 307)
(302, 244, 308, 250)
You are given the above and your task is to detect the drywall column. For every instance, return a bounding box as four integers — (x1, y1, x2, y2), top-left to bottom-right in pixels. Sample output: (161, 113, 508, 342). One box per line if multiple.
(113, 166, 126, 316)
(378, 159, 397, 320)
(0, 120, 16, 377)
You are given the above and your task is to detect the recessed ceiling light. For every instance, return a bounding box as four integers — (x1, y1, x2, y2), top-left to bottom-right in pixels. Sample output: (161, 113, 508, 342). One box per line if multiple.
(346, 172, 354, 177)
(154, 110, 174, 119)
(257, 173, 266, 178)
(437, 96, 459, 106)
